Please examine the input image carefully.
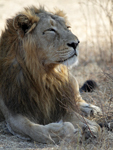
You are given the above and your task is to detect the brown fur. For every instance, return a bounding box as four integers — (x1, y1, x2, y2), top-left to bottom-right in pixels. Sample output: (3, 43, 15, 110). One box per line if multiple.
(0, 6, 101, 143)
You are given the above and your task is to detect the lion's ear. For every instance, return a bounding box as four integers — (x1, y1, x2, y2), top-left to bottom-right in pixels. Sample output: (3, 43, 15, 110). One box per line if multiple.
(13, 14, 37, 37)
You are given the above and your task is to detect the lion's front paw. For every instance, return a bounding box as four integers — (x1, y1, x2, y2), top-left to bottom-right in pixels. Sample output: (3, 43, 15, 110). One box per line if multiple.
(45, 122, 76, 143)
(82, 119, 101, 140)
(79, 102, 102, 117)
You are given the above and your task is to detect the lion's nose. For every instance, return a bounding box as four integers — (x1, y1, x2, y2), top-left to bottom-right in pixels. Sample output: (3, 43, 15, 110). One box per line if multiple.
(67, 41, 80, 50)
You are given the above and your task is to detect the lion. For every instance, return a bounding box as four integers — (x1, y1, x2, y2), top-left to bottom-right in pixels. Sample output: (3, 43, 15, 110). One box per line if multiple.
(0, 6, 102, 143)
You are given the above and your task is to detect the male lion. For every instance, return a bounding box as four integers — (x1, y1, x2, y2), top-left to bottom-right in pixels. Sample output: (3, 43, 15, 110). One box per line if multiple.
(0, 6, 102, 143)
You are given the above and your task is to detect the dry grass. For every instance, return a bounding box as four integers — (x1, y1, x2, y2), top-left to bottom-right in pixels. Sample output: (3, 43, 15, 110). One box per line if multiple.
(78, 0, 113, 63)
(0, 0, 113, 149)
(69, 1, 113, 149)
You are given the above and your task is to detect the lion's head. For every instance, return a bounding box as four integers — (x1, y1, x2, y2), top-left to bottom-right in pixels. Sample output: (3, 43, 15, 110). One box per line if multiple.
(13, 6, 79, 70)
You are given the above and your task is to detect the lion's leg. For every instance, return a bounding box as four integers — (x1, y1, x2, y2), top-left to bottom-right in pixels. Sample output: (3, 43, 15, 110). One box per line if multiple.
(69, 72, 102, 117)
(6, 115, 75, 143)
(0, 96, 75, 143)
(0, 97, 76, 143)
(63, 112, 101, 139)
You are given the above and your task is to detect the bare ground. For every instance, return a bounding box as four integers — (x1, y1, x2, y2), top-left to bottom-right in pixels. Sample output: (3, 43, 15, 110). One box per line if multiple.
(0, 0, 113, 149)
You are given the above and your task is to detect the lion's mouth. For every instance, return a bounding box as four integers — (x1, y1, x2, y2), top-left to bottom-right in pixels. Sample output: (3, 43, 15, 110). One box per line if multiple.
(58, 51, 77, 63)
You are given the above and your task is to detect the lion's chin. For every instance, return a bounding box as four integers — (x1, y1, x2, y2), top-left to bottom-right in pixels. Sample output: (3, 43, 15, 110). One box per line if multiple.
(62, 55, 78, 68)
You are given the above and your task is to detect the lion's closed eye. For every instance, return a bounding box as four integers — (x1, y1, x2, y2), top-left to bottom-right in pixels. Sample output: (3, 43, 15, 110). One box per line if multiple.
(47, 28, 56, 32)
(43, 28, 56, 35)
